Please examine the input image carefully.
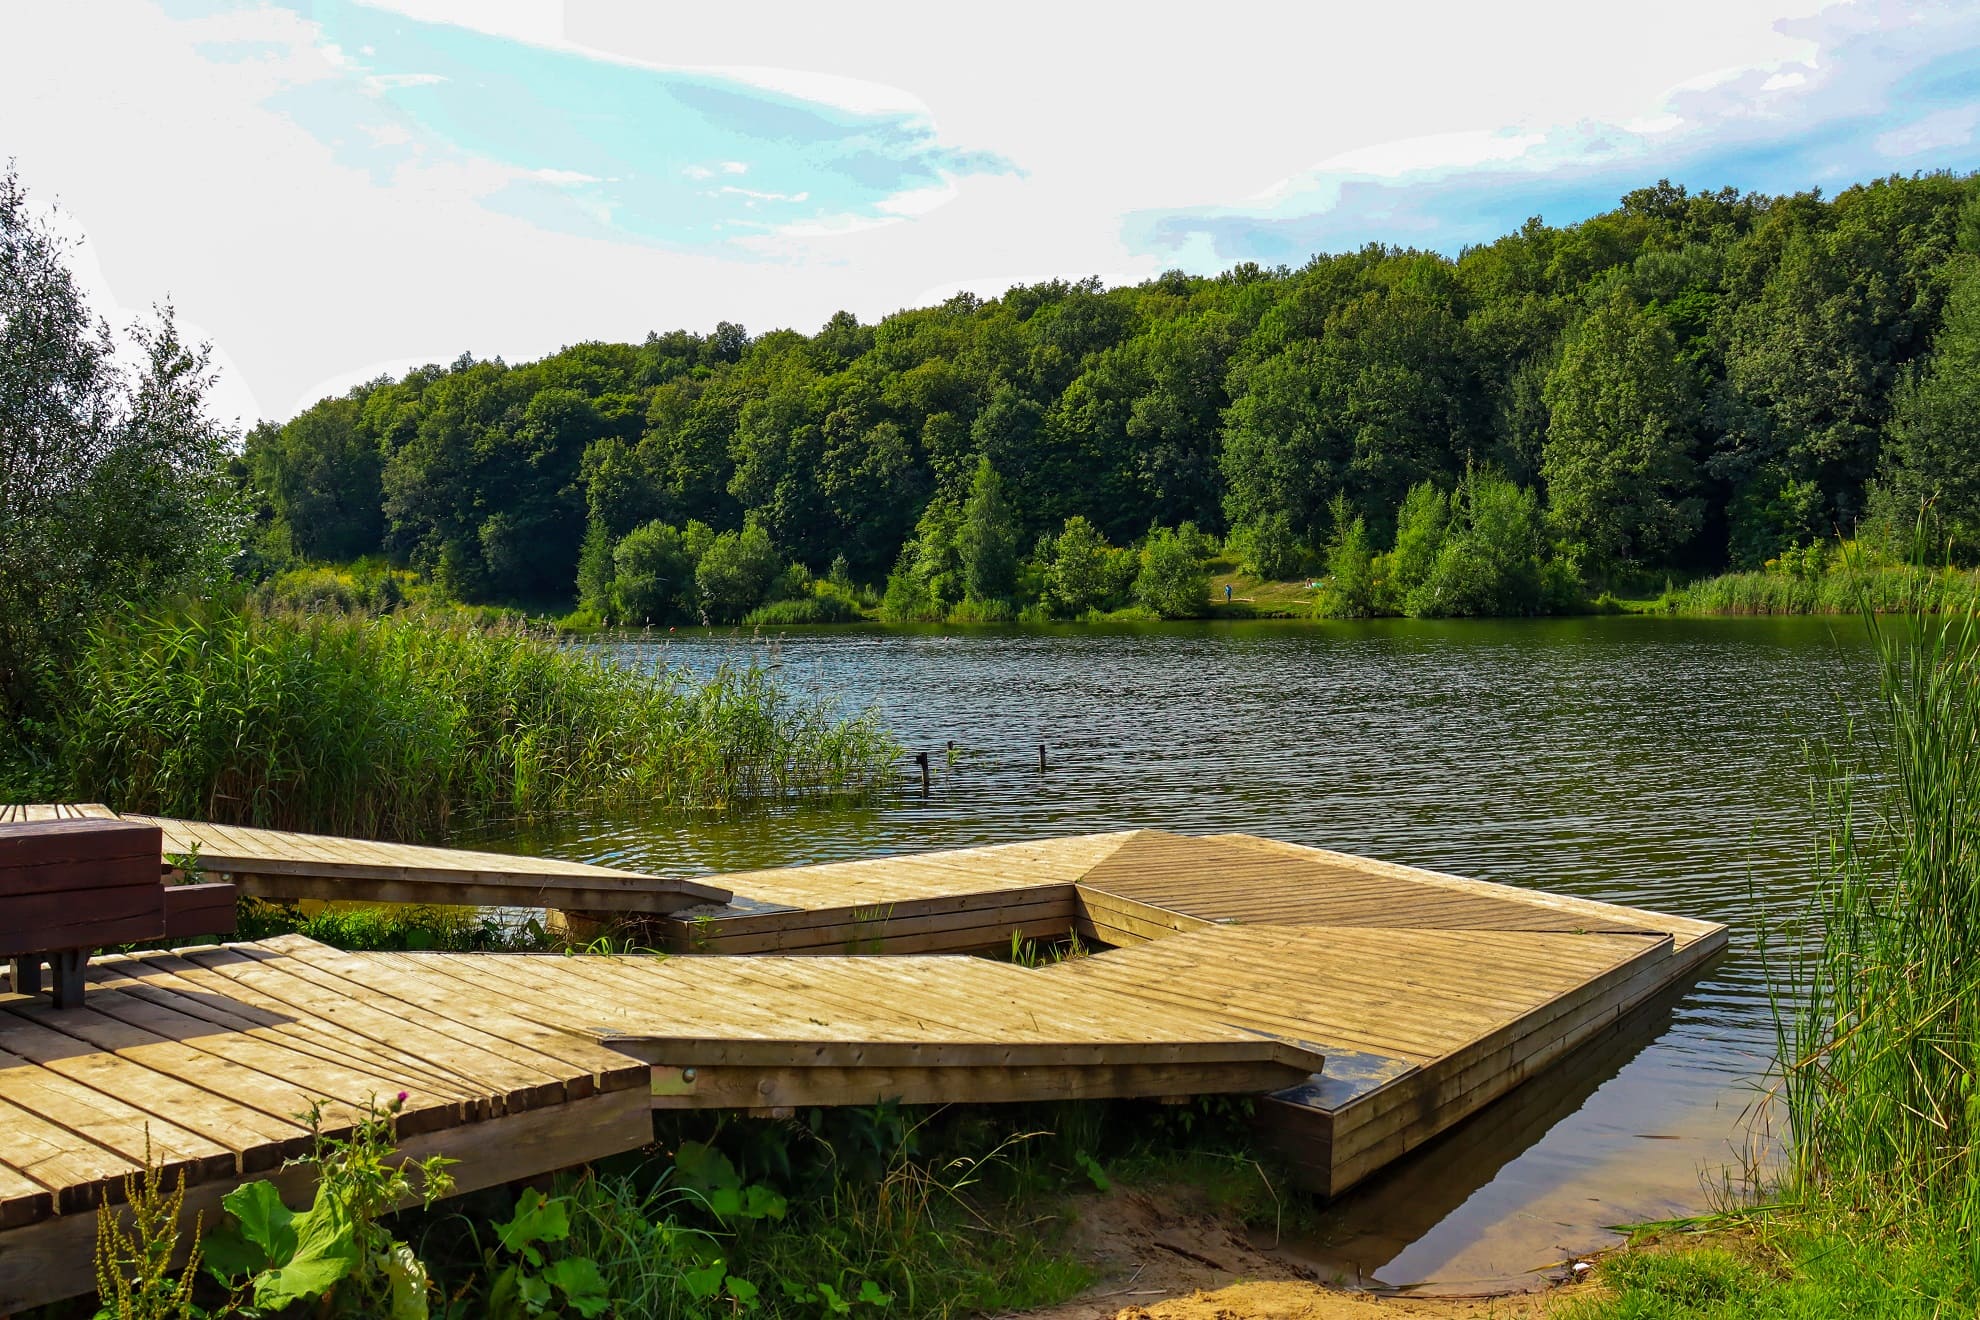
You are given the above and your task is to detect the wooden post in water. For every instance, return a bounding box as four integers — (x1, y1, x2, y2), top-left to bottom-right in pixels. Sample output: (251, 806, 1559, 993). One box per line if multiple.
(1038, 743, 1047, 773)
(915, 751, 930, 795)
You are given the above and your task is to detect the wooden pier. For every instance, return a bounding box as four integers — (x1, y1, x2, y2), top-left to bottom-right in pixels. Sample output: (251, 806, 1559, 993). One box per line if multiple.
(0, 812, 1724, 1312)
(661, 830, 1726, 1197)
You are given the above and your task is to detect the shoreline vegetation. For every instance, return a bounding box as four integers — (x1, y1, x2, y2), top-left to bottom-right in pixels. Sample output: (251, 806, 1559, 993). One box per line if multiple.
(240, 172, 1980, 633)
(1555, 569, 1980, 1317)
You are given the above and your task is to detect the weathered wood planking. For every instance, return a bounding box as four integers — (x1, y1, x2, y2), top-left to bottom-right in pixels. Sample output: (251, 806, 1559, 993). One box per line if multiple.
(0, 821, 1728, 1313)
(0, 804, 730, 914)
(665, 828, 1728, 1196)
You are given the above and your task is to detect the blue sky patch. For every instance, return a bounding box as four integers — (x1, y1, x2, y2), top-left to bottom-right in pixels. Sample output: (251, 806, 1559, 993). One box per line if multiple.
(192, 0, 1014, 249)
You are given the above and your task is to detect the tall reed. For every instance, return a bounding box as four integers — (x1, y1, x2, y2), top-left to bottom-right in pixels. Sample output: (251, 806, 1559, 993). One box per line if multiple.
(55, 604, 898, 838)
(1776, 550, 1980, 1227)
(1679, 561, 1980, 615)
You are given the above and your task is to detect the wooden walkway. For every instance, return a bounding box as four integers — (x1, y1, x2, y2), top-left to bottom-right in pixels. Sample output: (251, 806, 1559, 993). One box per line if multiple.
(665, 830, 1727, 1196)
(0, 931, 1321, 1311)
(0, 818, 1723, 1310)
(0, 803, 729, 914)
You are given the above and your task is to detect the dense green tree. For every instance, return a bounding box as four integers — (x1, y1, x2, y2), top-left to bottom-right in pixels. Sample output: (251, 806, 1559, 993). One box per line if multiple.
(1869, 256, 1980, 560)
(229, 169, 1977, 614)
(613, 519, 701, 623)
(695, 519, 780, 622)
(1414, 470, 1547, 617)
(1043, 516, 1111, 616)
(575, 520, 615, 619)
(1543, 289, 1701, 574)
(1318, 494, 1376, 618)
(1384, 481, 1449, 606)
(0, 168, 240, 709)
(245, 396, 383, 560)
(957, 457, 1020, 601)
(1135, 525, 1208, 618)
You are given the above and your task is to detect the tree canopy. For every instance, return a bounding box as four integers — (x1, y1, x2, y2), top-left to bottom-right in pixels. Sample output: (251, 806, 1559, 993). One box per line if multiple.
(239, 172, 1980, 612)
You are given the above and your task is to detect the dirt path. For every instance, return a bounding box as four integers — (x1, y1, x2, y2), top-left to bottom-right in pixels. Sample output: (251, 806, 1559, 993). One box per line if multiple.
(1014, 1186, 1578, 1320)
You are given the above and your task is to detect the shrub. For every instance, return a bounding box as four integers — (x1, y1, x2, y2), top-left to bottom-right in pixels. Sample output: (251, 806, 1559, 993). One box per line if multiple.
(1135, 526, 1208, 619)
(1230, 511, 1306, 580)
(742, 595, 862, 626)
(1043, 516, 1111, 616)
(1316, 494, 1376, 619)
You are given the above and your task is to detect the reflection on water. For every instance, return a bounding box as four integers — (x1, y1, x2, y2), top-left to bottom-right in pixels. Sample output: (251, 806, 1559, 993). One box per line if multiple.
(465, 615, 1871, 1290)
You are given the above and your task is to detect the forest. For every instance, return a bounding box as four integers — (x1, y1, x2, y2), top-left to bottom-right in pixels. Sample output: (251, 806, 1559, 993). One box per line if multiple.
(242, 172, 1980, 623)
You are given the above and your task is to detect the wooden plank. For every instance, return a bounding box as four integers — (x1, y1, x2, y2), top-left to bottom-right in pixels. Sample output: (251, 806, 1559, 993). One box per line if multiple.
(648, 1059, 1318, 1109)
(55, 983, 467, 1139)
(0, 1090, 145, 1218)
(267, 940, 646, 1095)
(0, 1011, 311, 1173)
(176, 946, 577, 1111)
(125, 814, 731, 908)
(162, 882, 237, 939)
(0, 1085, 653, 1316)
(0, 1050, 239, 1210)
(1204, 834, 1724, 945)
(88, 954, 489, 1109)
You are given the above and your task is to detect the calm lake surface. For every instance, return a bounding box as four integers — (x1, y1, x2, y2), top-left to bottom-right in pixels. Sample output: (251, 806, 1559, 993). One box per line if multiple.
(473, 615, 1874, 1293)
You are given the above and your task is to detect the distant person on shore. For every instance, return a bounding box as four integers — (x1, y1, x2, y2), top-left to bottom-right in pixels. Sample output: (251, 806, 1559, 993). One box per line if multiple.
(1224, 583, 1233, 604)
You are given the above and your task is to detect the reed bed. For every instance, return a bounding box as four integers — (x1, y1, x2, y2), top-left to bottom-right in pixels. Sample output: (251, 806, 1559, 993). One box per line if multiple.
(1678, 562, 1980, 615)
(1775, 565, 1980, 1227)
(55, 604, 898, 838)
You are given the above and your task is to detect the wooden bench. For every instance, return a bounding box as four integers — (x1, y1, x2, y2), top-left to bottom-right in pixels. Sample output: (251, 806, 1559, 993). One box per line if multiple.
(0, 818, 236, 1008)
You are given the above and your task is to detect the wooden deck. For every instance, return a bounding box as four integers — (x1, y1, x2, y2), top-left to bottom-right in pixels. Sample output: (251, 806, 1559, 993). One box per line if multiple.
(0, 931, 1320, 1311)
(0, 819, 1724, 1309)
(0, 803, 730, 914)
(665, 830, 1728, 1196)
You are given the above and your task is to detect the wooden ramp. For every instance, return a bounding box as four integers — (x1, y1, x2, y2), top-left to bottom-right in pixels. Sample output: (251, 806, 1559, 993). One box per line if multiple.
(665, 830, 1727, 1196)
(0, 803, 730, 914)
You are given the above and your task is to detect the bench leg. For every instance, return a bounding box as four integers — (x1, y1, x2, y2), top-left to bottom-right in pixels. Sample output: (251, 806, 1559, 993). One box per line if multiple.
(49, 951, 85, 1009)
(9, 956, 44, 996)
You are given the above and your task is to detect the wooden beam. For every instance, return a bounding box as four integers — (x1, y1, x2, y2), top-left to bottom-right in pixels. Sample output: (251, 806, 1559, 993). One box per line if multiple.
(0, 1085, 652, 1315)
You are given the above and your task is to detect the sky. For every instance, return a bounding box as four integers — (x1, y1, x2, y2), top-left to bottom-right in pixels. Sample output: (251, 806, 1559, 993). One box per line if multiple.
(3, 0, 1977, 428)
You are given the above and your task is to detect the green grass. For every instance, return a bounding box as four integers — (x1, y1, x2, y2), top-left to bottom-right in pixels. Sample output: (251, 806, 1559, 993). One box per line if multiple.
(1561, 1214, 1978, 1318)
(1205, 568, 1319, 618)
(38, 603, 898, 839)
(743, 594, 865, 626)
(1672, 559, 1980, 615)
(232, 898, 559, 952)
(387, 1098, 1287, 1320)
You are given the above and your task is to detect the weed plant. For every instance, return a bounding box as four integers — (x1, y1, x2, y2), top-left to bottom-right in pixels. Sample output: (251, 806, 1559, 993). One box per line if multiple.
(50, 604, 897, 838)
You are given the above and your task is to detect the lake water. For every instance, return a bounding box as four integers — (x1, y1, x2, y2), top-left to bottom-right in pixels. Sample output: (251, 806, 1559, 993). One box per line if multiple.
(473, 616, 1873, 1293)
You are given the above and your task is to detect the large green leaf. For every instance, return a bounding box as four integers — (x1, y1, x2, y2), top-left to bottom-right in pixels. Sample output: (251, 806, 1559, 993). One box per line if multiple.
(387, 1240, 432, 1320)
(221, 1180, 296, 1264)
(252, 1186, 357, 1310)
(495, 1188, 570, 1264)
(544, 1255, 611, 1318)
(674, 1141, 740, 1194)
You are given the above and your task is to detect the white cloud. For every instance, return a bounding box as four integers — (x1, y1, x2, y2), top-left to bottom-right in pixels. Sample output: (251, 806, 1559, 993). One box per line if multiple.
(1877, 105, 1980, 158)
(532, 167, 607, 186)
(2, 0, 1954, 426)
